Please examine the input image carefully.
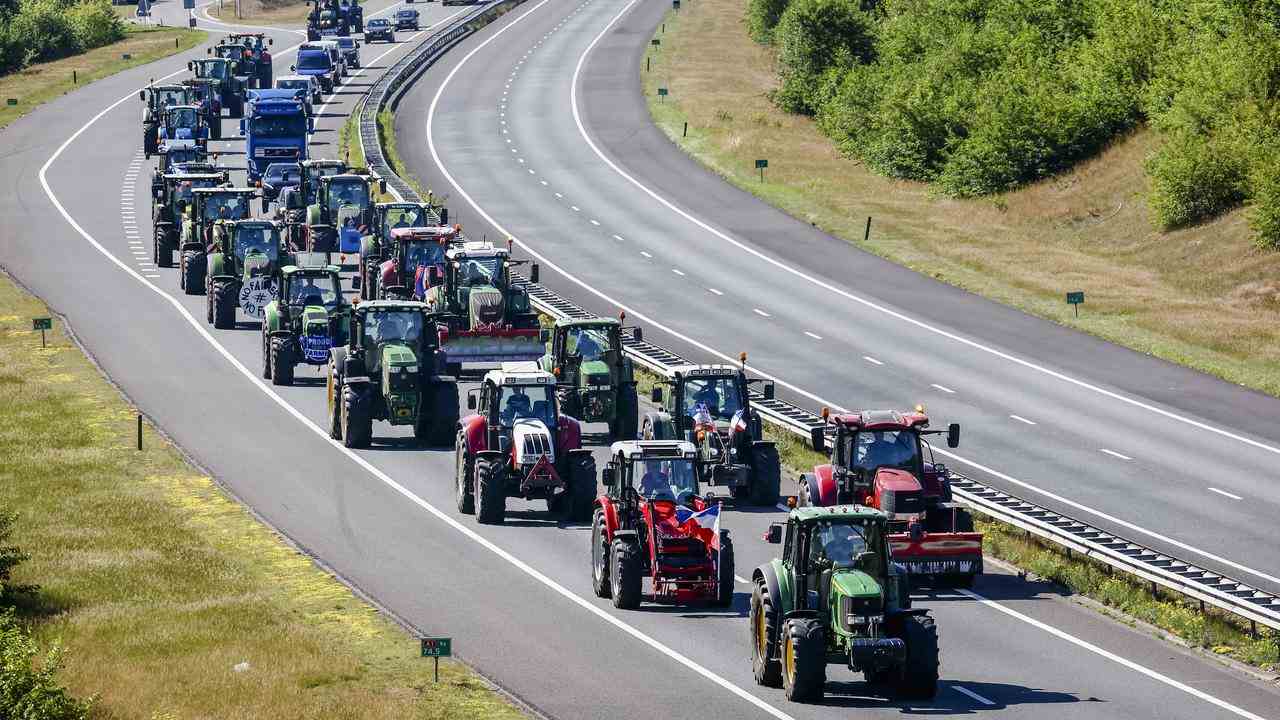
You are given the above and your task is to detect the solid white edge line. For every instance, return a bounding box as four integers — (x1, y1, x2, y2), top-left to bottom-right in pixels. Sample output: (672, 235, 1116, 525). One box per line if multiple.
(1100, 448, 1133, 461)
(1208, 487, 1243, 501)
(1009, 414, 1037, 425)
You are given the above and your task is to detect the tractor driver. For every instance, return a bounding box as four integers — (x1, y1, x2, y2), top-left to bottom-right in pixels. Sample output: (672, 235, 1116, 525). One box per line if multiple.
(639, 460, 669, 498)
(857, 431, 917, 473)
(500, 391, 533, 425)
(812, 522, 868, 569)
(568, 328, 604, 363)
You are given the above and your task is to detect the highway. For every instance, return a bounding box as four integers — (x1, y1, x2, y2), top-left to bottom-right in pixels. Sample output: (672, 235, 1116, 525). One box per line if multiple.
(0, 0, 1276, 718)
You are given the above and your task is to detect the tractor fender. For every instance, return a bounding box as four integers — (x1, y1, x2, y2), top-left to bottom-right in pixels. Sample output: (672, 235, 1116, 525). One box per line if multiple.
(753, 563, 784, 617)
(460, 414, 488, 454)
(812, 464, 838, 507)
(206, 252, 229, 280)
(643, 411, 676, 440)
(557, 415, 583, 451)
(359, 235, 379, 259)
(595, 496, 620, 540)
(262, 302, 285, 334)
(799, 472, 822, 508)
(180, 241, 204, 253)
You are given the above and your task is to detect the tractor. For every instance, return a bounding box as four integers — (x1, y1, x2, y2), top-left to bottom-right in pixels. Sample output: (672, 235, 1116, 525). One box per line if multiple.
(425, 242, 544, 374)
(151, 171, 228, 269)
(221, 33, 273, 88)
(799, 409, 982, 588)
(304, 172, 382, 254)
(368, 226, 462, 302)
(540, 316, 639, 441)
(189, 58, 247, 118)
(456, 362, 596, 525)
(178, 188, 256, 295)
(204, 219, 286, 329)
(262, 258, 350, 385)
(276, 159, 346, 249)
(751, 505, 940, 703)
(156, 104, 209, 151)
(644, 361, 781, 506)
(326, 300, 458, 448)
(140, 83, 194, 157)
(180, 77, 224, 137)
(358, 202, 447, 298)
(591, 440, 734, 609)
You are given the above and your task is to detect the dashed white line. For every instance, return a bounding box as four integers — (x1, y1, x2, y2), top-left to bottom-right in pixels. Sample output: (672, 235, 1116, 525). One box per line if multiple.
(753, 308, 770, 318)
(1208, 487, 1243, 501)
(555, 192, 563, 198)
(528, 169, 536, 174)
(708, 288, 723, 296)
(612, 234, 624, 241)
(1100, 449, 1132, 461)
(952, 685, 996, 706)
(540, 180, 548, 186)
(640, 251, 652, 258)
(804, 331, 822, 340)
(863, 355, 883, 366)
(931, 383, 956, 394)
(570, 205, 580, 212)
(590, 219, 600, 226)
(671, 268, 684, 276)
(1009, 415, 1037, 425)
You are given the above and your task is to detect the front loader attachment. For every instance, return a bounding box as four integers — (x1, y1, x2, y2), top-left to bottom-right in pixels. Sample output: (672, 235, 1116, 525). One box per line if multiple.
(438, 327, 543, 366)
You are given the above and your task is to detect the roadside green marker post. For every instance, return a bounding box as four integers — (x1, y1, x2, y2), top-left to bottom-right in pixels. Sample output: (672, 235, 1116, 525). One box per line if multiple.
(32, 317, 51, 348)
(1066, 291, 1085, 317)
(657, 87, 668, 102)
(6, 98, 16, 106)
(756, 158, 767, 182)
(122, 53, 132, 60)
(420, 637, 452, 682)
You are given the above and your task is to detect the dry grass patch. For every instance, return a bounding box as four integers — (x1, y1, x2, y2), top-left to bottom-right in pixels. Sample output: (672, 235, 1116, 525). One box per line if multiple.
(0, 273, 522, 719)
(644, 0, 1280, 396)
(208, 0, 313, 25)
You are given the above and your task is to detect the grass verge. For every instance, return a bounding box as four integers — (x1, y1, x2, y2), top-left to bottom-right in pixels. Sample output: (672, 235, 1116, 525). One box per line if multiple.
(642, 0, 1280, 398)
(0, 272, 523, 718)
(208, 0, 313, 26)
(0, 25, 206, 131)
(380, 108, 435, 200)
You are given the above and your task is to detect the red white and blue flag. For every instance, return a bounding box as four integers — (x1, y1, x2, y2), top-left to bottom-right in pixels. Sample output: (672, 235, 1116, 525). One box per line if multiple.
(674, 503, 722, 574)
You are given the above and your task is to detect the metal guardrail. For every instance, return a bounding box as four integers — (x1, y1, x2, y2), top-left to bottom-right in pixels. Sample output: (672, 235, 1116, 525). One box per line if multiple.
(351, 0, 1280, 635)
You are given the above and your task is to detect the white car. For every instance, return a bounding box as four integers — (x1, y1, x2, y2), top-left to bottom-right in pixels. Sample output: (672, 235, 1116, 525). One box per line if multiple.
(275, 75, 321, 114)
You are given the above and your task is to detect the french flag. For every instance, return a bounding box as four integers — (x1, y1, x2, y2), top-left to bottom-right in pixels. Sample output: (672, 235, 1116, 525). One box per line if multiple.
(675, 503, 722, 573)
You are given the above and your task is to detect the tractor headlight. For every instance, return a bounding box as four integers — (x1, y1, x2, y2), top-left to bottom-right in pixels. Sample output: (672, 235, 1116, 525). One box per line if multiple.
(389, 366, 402, 374)
(405, 365, 418, 373)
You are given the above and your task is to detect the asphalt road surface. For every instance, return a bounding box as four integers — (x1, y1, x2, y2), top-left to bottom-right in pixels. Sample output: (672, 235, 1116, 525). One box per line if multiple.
(1, 0, 1277, 718)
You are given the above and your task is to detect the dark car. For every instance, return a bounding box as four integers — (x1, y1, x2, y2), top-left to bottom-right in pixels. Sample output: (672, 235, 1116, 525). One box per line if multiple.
(335, 36, 361, 69)
(259, 162, 301, 213)
(394, 8, 419, 30)
(364, 17, 394, 42)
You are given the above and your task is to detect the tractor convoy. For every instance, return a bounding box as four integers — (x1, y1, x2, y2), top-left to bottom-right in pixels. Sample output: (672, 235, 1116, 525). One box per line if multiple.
(129, 23, 979, 705)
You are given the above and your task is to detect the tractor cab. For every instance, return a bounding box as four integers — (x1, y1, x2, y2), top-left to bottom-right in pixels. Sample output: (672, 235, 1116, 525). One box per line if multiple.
(223, 219, 283, 270)
(184, 188, 254, 251)
(375, 201, 443, 241)
(192, 57, 234, 82)
(353, 301, 430, 378)
(141, 83, 193, 154)
(156, 146, 211, 176)
(157, 105, 207, 148)
(379, 226, 458, 300)
(433, 242, 533, 317)
(298, 159, 348, 203)
(212, 43, 250, 65)
(310, 172, 382, 253)
(205, 219, 285, 327)
(261, 260, 349, 382)
(156, 172, 226, 217)
(542, 317, 639, 440)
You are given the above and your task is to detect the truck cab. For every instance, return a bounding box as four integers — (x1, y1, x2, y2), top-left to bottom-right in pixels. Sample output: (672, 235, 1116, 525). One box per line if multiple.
(241, 90, 312, 181)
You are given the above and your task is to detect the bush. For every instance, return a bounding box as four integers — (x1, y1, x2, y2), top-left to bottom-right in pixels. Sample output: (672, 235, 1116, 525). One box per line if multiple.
(67, 0, 124, 51)
(1248, 160, 1280, 249)
(0, 610, 92, 720)
(6, 0, 82, 69)
(746, 0, 791, 43)
(772, 0, 874, 115)
(1147, 132, 1248, 229)
(0, 512, 31, 607)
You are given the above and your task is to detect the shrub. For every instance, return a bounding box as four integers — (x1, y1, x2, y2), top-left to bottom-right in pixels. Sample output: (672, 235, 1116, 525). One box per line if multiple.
(746, 0, 792, 43)
(0, 512, 31, 607)
(1248, 159, 1280, 249)
(67, 0, 124, 51)
(7, 0, 82, 69)
(1147, 132, 1248, 229)
(772, 0, 874, 115)
(0, 610, 92, 720)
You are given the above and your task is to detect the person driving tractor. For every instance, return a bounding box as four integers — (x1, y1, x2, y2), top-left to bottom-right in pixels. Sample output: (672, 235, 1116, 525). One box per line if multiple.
(639, 460, 669, 498)
(858, 431, 917, 472)
(812, 523, 867, 568)
(373, 313, 406, 345)
(691, 381, 721, 416)
(501, 391, 533, 425)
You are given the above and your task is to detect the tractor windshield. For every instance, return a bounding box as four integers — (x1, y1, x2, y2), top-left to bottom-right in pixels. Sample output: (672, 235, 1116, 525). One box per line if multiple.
(637, 458, 697, 503)
(683, 376, 741, 421)
(168, 148, 203, 166)
(849, 430, 919, 475)
(197, 61, 229, 80)
(457, 256, 502, 287)
(362, 309, 423, 347)
(234, 226, 278, 261)
(565, 326, 610, 363)
(385, 206, 426, 231)
(169, 107, 198, 128)
(809, 520, 871, 570)
(327, 180, 369, 214)
(288, 273, 341, 307)
(496, 385, 555, 429)
(203, 195, 250, 221)
(155, 88, 187, 106)
(405, 241, 444, 271)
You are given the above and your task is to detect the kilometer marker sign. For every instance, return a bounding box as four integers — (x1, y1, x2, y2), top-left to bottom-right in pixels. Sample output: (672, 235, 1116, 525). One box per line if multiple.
(421, 637, 452, 682)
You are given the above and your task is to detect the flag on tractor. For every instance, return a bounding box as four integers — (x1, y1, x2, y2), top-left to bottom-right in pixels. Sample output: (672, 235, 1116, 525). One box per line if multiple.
(674, 503, 722, 573)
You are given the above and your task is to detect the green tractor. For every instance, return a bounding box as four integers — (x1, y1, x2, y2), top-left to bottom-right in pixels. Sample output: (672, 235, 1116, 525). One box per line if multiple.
(189, 57, 247, 118)
(304, 172, 382, 255)
(261, 258, 350, 385)
(152, 171, 227, 269)
(751, 505, 940, 703)
(204, 219, 286, 329)
(540, 317, 639, 440)
(178, 187, 256, 295)
(326, 300, 459, 448)
(140, 83, 194, 157)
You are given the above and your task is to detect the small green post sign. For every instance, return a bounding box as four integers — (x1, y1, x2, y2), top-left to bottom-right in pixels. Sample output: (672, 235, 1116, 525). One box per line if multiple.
(32, 318, 51, 348)
(6, 98, 16, 106)
(756, 159, 768, 182)
(421, 637, 452, 682)
(1066, 291, 1084, 317)
(657, 87, 668, 102)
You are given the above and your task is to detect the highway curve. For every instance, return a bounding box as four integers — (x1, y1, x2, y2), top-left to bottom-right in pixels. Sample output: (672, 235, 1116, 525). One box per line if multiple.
(0, 0, 1277, 718)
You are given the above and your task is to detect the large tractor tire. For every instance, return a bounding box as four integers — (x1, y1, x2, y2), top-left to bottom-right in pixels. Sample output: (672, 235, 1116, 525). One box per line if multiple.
(205, 283, 214, 324)
(454, 439, 474, 514)
(209, 116, 222, 140)
(591, 509, 611, 599)
(181, 251, 206, 296)
(782, 618, 826, 703)
(261, 332, 271, 379)
(609, 539, 642, 610)
(894, 615, 939, 700)
(341, 384, 373, 449)
(715, 531, 736, 608)
(212, 279, 237, 329)
(474, 455, 507, 525)
(153, 229, 173, 268)
(559, 392, 581, 422)
(610, 384, 639, 441)
(750, 577, 783, 688)
(326, 369, 342, 440)
(565, 453, 597, 522)
(270, 336, 295, 386)
(415, 381, 459, 447)
(749, 443, 782, 506)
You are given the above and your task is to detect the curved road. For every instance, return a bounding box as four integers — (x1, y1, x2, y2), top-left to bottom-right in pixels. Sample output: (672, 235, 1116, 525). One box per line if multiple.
(0, 0, 1276, 718)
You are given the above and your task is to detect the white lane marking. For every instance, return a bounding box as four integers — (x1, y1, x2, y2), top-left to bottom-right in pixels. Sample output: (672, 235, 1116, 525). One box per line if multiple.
(804, 331, 822, 340)
(1009, 414, 1037, 425)
(528, 169, 536, 174)
(863, 355, 883, 365)
(570, 205, 580, 211)
(612, 234, 624, 241)
(753, 308, 770, 318)
(931, 383, 955, 394)
(565, 2, 1280, 467)
(1100, 448, 1132, 461)
(962, 589, 1267, 720)
(590, 219, 600, 225)
(639, 251, 652, 258)
(1208, 487, 1243, 501)
(555, 192, 563, 198)
(708, 288, 723, 296)
(671, 268, 684, 276)
(951, 685, 996, 706)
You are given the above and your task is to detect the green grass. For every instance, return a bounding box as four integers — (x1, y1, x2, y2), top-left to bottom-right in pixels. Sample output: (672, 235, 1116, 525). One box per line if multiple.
(0, 25, 206, 131)
(380, 109, 440, 202)
(0, 273, 523, 718)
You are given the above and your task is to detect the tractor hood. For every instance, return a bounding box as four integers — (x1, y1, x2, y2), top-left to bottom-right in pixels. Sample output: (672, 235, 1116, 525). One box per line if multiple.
(297, 305, 333, 365)
(380, 342, 421, 424)
(512, 418, 555, 467)
(468, 285, 504, 327)
(579, 359, 611, 386)
(830, 569, 882, 600)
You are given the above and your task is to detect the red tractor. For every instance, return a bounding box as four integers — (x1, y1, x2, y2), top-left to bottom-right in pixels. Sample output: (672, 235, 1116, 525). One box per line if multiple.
(456, 362, 596, 525)
(799, 409, 982, 587)
(373, 225, 461, 301)
(591, 440, 734, 609)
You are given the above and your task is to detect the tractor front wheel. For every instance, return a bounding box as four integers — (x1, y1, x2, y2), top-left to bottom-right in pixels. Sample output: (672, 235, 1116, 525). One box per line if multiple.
(455, 439, 474, 514)
(341, 384, 373, 448)
(181, 251, 206, 296)
(609, 539, 641, 610)
(782, 618, 826, 703)
(326, 369, 342, 440)
(565, 453, 597, 522)
(751, 577, 782, 688)
(591, 509, 611, 599)
(270, 336, 295, 386)
(715, 531, 735, 608)
(212, 280, 237, 329)
(261, 332, 271, 379)
(894, 615, 939, 700)
(154, 230, 173, 268)
(475, 455, 506, 525)
(749, 443, 782, 506)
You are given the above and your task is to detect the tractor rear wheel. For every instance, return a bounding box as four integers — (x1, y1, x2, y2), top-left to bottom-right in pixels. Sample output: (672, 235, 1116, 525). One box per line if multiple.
(610, 385, 638, 441)
(565, 453, 597, 522)
(341, 385, 372, 449)
(326, 369, 342, 440)
(750, 577, 782, 688)
(181, 251, 206, 296)
(894, 615, 939, 699)
(591, 509, 611, 598)
(261, 332, 271, 379)
(475, 456, 506, 525)
(154, 229, 173, 268)
(212, 280, 237, 329)
(749, 443, 782, 506)
(715, 531, 735, 608)
(454, 439, 474, 514)
(782, 618, 826, 703)
(270, 336, 295, 386)
(609, 539, 641, 610)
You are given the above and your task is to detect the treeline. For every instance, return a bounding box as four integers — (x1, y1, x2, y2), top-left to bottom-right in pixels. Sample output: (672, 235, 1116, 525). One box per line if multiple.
(0, 0, 125, 77)
(747, 0, 1280, 248)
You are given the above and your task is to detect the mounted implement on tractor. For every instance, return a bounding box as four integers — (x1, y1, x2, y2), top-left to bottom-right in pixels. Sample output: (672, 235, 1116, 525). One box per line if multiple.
(179, 188, 256, 295)
(326, 300, 458, 448)
(369, 225, 461, 301)
(751, 506, 940, 703)
(426, 242, 543, 374)
(456, 363, 596, 525)
(152, 171, 227, 269)
(541, 316, 639, 440)
(799, 409, 981, 588)
(645, 360, 781, 506)
(262, 257, 350, 386)
(591, 440, 733, 609)
(204, 219, 285, 329)
(305, 171, 382, 254)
